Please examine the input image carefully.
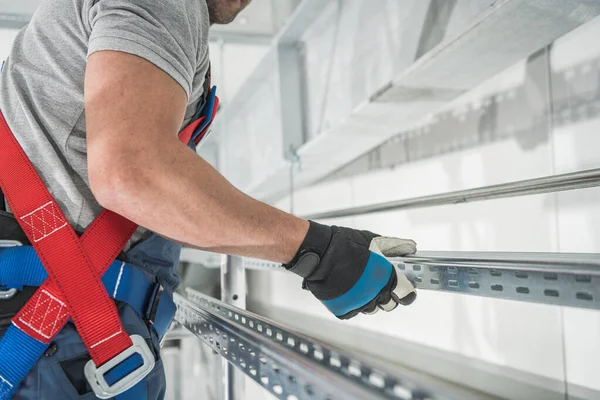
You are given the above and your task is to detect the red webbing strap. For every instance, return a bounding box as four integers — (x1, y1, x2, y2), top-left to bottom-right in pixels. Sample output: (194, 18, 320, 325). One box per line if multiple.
(193, 96, 220, 146)
(0, 112, 134, 366)
(178, 116, 205, 146)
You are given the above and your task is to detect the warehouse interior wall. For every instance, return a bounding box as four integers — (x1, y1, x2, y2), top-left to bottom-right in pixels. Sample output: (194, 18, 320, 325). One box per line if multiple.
(242, 12, 600, 400)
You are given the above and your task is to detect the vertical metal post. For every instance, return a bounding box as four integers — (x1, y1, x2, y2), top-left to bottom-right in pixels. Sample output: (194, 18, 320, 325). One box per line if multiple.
(221, 255, 246, 400)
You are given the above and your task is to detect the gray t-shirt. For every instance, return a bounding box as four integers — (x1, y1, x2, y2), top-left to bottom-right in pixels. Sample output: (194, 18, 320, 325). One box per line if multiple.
(0, 0, 210, 244)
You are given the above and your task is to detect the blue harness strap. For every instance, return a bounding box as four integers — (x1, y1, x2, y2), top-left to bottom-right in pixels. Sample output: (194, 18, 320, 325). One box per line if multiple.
(0, 246, 175, 340)
(0, 325, 47, 399)
(0, 246, 175, 398)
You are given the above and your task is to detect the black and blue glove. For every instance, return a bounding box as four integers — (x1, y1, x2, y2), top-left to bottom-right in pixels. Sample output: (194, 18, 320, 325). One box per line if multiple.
(284, 221, 417, 319)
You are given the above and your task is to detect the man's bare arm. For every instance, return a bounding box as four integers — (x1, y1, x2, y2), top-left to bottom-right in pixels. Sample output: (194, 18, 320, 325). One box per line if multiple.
(85, 51, 308, 263)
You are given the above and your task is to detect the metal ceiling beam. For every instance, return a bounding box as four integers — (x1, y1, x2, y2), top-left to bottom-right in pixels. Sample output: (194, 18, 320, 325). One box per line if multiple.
(208, 31, 274, 46)
(0, 13, 30, 30)
(241, 0, 600, 202)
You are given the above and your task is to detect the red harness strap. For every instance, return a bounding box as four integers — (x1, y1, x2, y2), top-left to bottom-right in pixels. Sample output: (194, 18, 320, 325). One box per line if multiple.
(0, 112, 137, 365)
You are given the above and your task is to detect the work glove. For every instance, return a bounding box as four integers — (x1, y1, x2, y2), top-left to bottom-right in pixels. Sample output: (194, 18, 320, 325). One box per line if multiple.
(283, 221, 417, 319)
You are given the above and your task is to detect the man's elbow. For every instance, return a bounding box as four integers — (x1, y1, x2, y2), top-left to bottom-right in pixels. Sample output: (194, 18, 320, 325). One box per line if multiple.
(88, 149, 144, 214)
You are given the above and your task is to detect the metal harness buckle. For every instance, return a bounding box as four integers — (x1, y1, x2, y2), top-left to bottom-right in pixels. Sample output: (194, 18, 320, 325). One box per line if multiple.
(0, 240, 22, 300)
(84, 334, 155, 399)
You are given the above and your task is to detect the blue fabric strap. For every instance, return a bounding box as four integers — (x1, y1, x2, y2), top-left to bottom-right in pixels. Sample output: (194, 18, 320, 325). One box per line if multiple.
(0, 247, 176, 398)
(105, 354, 145, 386)
(0, 247, 175, 339)
(0, 247, 47, 289)
(0, 325, 48, 399)
(320, 252, 393, 317)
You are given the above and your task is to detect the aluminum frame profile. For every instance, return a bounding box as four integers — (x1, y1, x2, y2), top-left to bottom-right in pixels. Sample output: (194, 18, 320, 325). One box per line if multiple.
(243, 251, 600, 311)
(175, 288, 489, 400)
(303, 168, 600, 220)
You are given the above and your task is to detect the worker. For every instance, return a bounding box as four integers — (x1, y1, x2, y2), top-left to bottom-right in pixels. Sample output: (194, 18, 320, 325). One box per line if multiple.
(0, 0, 418, 398)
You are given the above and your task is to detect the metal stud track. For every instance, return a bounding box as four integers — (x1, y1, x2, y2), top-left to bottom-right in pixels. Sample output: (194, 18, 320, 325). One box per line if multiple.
(242, 251, 600, 310)
(175, 288, 488, 400)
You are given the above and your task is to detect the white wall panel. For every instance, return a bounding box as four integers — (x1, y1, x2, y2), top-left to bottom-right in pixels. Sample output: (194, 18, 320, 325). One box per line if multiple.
(550, 16, 600, 397)
(216, 50, 287, 188)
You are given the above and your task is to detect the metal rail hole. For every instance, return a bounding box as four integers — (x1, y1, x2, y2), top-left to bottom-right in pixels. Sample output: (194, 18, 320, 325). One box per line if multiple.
(544, 289, 559, 297)
(249, 321, 254, 328)
(448, 267, 458, 274)
(260, 357, 267, 364)
(273, 384, 283, 395)
(261, 376, 269, 385)
(414, 277, 422, 283)
(330, 356, 341, 368)
(544, 273, 558, 281)
(448, 280, 459, 288)
(575, 275, 591, 283)
(576, 292, 593, 301)
(287, 337, 295, 347)
(287, 396, 299, 400)
(348, 363, 362, 377)
(393, 385, 412, 400)
(412, 265, 422, 271)
(430, 279, 440, 285)
(300, 343, 309, 354)
(369, 373, 385, 388)
(469, 282, 480, 289)
(490, 270, 502, 277)
(257, 324, 263, 332)
(468, 268, 478, 276)
(249, 367, 257, 376)
(516, 287, 530, 294)
(305, 385, 314, 396)
(266, 328, 273, 337)
(240, 360, 246, 368)
(398, 264, 406, 270)
(491, 284, 503, 292)
(515, 272, 528, 279)
(276, 332, 283, 341)
(429, 266, 439, 272)
(314, 349, 324, 361)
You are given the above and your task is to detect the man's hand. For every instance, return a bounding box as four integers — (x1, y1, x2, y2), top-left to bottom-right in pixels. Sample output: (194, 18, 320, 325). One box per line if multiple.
(284, 221, 417, 319)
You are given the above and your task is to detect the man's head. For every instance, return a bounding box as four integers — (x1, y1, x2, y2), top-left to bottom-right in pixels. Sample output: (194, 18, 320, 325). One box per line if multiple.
(206, 0, 252, 25)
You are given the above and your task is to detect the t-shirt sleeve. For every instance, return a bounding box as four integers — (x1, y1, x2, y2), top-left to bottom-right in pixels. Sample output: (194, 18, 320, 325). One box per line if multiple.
(87, 0, 202, 98)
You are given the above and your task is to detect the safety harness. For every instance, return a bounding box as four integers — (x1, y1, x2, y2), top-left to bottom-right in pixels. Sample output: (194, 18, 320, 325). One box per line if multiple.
(0, 73, 218, 399)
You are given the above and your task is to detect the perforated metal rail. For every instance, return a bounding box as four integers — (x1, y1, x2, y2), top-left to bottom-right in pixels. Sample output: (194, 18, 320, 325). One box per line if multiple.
(243, 252, 600, 310)
(174, 289, 486, 400)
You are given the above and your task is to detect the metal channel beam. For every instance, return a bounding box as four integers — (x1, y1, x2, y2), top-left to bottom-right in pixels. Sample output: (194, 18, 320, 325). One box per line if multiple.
(242, 251, 600, 311)
(303, 168, 600, 220)
(0, 13, 30, 29)
(221, 256, 247, 400)
(175, 288, 489, 400)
